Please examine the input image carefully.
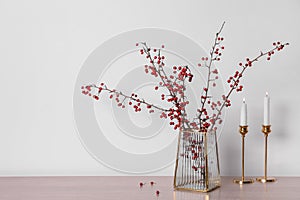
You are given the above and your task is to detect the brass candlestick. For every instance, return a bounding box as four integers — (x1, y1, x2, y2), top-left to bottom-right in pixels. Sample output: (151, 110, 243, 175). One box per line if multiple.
(256, 125, 276, 183)
(233, 126, 254, 184)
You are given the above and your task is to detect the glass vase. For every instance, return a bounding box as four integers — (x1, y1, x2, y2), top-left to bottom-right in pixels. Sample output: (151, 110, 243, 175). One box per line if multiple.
(173, 128, 221, 192)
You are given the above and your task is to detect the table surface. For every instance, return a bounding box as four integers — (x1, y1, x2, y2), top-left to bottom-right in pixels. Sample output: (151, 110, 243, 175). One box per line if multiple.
(0, 176, 299, 200)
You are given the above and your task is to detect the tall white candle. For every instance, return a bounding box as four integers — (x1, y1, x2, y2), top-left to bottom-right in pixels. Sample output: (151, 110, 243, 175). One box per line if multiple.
(264, 92, 270, 125)
(240, 98, 247, 126)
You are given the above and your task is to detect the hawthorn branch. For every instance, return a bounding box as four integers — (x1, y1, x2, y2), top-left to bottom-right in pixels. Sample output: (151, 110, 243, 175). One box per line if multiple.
(86, 84, 170, 112)
(210, 42, 289, 130)
(198, 21, 225, 130)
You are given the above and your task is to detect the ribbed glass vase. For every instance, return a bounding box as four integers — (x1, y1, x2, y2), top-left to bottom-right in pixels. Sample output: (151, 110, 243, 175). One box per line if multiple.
(173, 128, 221, 192)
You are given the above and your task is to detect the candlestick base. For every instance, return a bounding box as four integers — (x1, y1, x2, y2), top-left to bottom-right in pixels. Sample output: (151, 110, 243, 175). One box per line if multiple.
(233, 178, 254, 185)
(256, 177, 276, 183)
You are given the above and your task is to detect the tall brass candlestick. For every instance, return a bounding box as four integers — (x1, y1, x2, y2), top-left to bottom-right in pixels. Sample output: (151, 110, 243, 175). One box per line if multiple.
(233, 126, 254, 184)
(256, 125, 276, 183)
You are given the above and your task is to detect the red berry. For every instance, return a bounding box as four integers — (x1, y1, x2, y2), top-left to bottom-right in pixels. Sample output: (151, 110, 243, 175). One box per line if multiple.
(86, 86, 91, 91)
(156, 190, 160, 196)
(150, 181, 155, 186)
(188, 75, 193, 82)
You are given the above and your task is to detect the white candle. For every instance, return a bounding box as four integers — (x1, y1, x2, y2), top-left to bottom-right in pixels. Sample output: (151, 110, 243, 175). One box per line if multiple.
(240, 98, 247, 126)
(264, 92, 270, 125)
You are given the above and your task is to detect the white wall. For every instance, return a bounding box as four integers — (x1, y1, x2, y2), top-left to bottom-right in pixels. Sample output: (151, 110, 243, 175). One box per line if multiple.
(0, 0, 299, 176)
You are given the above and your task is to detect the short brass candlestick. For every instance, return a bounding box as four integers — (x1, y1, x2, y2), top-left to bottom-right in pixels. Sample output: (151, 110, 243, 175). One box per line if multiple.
(256, 125, 276, 183)
(233, 126, 254, 184)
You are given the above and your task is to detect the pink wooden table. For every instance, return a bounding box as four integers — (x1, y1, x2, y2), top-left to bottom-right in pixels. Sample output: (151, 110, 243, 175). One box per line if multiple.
(0, 176, 299, 200)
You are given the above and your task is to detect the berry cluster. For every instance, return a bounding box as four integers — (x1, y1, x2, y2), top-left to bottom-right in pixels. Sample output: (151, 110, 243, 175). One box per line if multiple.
(124, 42, 195, 130)
(227, 71, 243, 92)
(267, 41, 285, 60)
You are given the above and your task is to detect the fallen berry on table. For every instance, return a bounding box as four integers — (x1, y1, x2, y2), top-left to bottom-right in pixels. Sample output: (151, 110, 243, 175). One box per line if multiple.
(139, 182, 145, 188)
(156, 190, 160, 196)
